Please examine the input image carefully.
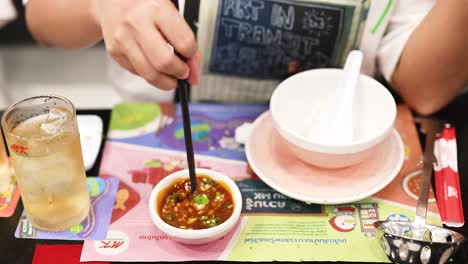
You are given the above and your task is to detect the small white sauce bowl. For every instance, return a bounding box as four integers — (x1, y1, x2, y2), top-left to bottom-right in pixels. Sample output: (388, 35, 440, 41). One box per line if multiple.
(149, 168, 242, 244)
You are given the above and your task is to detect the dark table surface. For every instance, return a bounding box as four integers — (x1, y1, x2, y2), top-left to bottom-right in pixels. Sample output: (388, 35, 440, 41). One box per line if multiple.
(1, 99, 468, 263)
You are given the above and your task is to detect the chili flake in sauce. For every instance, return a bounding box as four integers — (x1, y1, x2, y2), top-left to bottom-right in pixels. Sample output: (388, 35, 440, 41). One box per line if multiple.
(158, 174, 235, 230)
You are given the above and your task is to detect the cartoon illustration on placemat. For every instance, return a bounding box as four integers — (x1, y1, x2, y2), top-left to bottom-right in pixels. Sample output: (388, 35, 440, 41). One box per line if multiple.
(159, 116, 244, 152)
(114, 189, 129, 211)
(402, 170, 436, 203)
(129, 158, 212, 188)
(103, 176, 140, 225)
(355, 203, 379, 237)
(76, 178, 111, 238)
(328, 203, 380, 237)
(329, 206, 356, 233)
(386, 213, 411, 222)
(109, 103, 267, 161)
(108, 103, 176, 139)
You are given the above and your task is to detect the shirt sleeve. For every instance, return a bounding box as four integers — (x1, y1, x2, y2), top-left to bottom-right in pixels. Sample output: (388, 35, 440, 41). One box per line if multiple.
(376, 0, 435, 82)
(0, 0, 17, 29)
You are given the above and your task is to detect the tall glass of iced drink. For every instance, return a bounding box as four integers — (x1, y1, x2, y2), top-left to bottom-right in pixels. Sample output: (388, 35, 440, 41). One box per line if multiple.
(1, 95, 90, 231)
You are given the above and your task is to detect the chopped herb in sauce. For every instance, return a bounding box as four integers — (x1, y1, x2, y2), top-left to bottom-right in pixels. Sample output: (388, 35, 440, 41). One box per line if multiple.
(158, 175, 234, 230)
(194, 195, 209, 205)
(167, 194, 177, 202)
(205, 217, 221, 227)
(202, 177, 214, 185)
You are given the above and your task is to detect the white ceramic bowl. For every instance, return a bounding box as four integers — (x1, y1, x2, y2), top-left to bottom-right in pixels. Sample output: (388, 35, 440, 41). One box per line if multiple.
(270, 68, 397, 169)
(149, 168, 242, 244)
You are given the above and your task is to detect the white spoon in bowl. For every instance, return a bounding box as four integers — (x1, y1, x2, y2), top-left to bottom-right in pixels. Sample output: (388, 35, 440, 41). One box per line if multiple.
(307, 50, 363, 145)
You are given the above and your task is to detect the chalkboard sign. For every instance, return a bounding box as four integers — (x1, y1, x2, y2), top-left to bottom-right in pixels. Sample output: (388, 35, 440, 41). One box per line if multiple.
(209, 0, 353, 79)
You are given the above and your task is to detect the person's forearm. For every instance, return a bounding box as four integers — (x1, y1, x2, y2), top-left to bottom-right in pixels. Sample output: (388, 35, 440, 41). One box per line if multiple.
(26, 0, 102, 48)
(392, 0, 468, 115)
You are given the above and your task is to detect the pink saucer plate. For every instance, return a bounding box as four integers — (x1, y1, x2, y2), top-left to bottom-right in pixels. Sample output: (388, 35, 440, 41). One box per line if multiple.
(245, 111, 405, 204)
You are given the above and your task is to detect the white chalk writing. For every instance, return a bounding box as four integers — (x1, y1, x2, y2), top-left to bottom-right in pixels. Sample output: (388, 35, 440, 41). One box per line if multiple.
(211, 0, 344, 77)
(223, 0, 265, 21)
(271, 3, 295, 30)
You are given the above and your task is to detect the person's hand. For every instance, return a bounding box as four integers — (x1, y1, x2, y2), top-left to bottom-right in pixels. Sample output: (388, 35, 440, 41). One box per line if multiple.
(90, 0, 201, 89)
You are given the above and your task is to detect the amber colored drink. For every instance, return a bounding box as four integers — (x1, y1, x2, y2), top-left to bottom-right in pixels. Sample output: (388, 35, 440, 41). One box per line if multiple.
(2, 97, 90, 231)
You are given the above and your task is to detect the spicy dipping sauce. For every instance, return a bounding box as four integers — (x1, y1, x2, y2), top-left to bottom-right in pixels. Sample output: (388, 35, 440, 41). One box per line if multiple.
(158, 174, 234, 230)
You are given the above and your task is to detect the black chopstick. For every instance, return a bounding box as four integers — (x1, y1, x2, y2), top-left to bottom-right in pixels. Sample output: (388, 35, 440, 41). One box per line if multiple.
(172, 0, 197, 193)
(178, 80, 197, 193)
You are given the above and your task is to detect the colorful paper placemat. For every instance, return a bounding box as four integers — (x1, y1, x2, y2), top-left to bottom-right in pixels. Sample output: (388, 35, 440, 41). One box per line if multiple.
(15, 176, 119, 240)
(80, 103, 441, 262)
(108, 103, 266, 161)
(0, 162, 20, 217)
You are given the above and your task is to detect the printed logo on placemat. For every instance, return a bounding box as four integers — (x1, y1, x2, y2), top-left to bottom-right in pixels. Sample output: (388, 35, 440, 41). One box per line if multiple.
(19, 215, 36, 238)
(237, 179, 325, 215)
